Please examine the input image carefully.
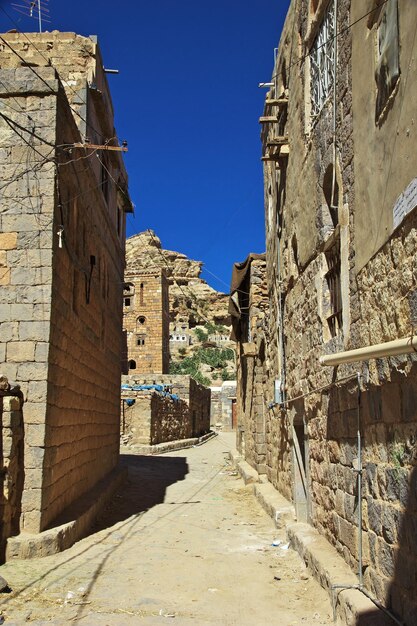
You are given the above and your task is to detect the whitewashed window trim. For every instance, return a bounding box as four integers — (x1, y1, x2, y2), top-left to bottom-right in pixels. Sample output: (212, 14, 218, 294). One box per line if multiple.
(310, 3, 336, 118)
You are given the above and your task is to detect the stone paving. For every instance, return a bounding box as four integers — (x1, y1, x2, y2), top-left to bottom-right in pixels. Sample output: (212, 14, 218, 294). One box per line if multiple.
(0, 433, 333, 625)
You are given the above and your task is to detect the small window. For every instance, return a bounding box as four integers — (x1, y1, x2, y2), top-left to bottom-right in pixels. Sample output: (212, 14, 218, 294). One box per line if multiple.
(138, 316, 146, 325)
(124, 297, 131, 307)
(137, 336, 145, 346)
(128, 359, 136, 370)
(375, 0, 400, 119)
(310, 4, 336, 118)
(140, 282, 144, 305)
(325, 241, 342, 337)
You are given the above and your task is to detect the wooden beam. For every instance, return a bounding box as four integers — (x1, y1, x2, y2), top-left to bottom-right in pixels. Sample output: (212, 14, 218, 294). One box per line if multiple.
(265, 98, 288, 107)
(261, 154, 280, 162)
(259, 116, 278, 123)
(261, 144, 290, 161)
(72, 143, 128, 152)
(267, 136, 289, 146)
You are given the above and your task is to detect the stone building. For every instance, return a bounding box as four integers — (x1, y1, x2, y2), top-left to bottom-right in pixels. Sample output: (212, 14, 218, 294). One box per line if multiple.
(229, 254, 267, 471)
(0, 32, 132, 543)
(123, 269, 170, 374)
(210, 381, 237, 430)
(234, 1, 417, 623)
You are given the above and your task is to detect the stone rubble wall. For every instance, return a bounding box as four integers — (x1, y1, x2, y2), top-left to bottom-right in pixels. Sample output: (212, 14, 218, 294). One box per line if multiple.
(121, 390, 197, 446)
(0, 395, 24, 561)
(258, 1, 417, 622)
(121, 374, 211, 445)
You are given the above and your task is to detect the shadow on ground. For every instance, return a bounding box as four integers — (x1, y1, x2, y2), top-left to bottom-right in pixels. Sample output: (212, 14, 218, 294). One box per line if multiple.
(92, 454, 189, 533)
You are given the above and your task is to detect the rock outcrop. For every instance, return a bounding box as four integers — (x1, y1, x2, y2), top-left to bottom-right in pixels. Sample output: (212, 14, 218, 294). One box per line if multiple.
(126, 231, 230, 328)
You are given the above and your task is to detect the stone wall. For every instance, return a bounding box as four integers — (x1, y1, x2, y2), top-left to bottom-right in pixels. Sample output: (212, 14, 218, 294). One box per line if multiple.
(0, 32, 131, 532)
(0, 394, 24, 561)
(121, 391, 190, 446)
(121, 374, 211, 445)
(232, 258, 268, 472)
(257, 1, 417, 622)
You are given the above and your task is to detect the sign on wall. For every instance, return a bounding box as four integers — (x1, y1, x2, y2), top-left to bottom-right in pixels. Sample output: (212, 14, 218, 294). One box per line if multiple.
(393, 177, 417, 229)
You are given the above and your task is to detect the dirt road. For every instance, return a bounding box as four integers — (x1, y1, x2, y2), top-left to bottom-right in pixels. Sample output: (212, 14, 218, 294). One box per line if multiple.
(0, 433, 334, 625)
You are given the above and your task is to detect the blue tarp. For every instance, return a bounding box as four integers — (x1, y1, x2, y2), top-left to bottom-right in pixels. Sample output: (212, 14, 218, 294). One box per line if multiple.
(121, 384, 180, 402)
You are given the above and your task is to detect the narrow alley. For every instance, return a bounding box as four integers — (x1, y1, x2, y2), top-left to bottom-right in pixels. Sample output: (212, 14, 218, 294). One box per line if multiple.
(0, 435, 333, 625)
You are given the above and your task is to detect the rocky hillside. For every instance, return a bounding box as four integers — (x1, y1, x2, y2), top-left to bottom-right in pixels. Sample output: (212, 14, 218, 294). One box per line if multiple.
(126, 231, 235, 385)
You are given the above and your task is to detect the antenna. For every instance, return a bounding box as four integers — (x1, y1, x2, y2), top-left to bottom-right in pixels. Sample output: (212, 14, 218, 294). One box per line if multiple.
(11, 0, 51, 33)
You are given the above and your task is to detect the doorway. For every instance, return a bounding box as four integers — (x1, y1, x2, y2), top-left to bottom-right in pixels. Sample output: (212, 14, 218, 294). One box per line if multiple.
(292, 412, 309, 522)
(231, 399, 237, 429)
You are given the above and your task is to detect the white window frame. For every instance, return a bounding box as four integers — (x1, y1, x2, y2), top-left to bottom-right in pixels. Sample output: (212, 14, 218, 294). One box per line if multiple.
(310, 2, 336, 118)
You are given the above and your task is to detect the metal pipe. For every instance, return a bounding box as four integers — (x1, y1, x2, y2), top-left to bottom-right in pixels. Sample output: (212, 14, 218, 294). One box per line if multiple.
(320, 335, 417, 366)
(356, 374, 363, 587)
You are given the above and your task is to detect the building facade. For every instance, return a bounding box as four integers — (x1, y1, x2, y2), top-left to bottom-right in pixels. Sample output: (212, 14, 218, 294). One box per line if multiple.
(235, 1, 417, 623)
(0, 32, 132, 536)
(229, 254, 267, 471)
(123, 269, 170, 374)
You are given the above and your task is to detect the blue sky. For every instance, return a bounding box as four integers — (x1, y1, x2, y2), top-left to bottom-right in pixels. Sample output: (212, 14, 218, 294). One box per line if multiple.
(0, 0, 290, 293)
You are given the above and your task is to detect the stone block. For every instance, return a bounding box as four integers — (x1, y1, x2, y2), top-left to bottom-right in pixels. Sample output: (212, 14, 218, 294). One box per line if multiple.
(23, 401, 46, 424)
(21, 488, 43, 511)
(35, 342, 49, 362)
(18, 321, 50, 342)
(23, 468, 43, 490)
(10, 267, 39, 286)
(381, 383, 401, 423)
(21, 509, 42, 533)
(25, 423, 46, 447)
(0, 232, 17, 250)
(11, 304, 34, 321)
(6, 341, 36, 362)
(385, 468, 409, 507)
(17, 361, 48, 381)
(24, 445, 46, 469)
(366, 496, 382, 535)
(0, 267, 10, 285)
(376, 537, 396, 578)
(0, 321, 18, 341)
(27, 380, 48, 403)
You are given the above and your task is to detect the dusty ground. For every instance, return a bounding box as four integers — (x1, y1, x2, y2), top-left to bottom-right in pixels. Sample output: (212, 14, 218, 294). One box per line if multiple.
(0, 433, 334, 625)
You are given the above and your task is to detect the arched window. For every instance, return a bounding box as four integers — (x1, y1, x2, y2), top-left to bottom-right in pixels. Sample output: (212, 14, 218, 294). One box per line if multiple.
(140, 282, 144, 305)
(136, 316, 146, 332)
(128, 360, 137, 370)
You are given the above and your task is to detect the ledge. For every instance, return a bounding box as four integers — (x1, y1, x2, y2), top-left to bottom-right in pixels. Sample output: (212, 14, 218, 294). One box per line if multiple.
(124, 430, 217, 456)
(6, 465, 127, 560)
